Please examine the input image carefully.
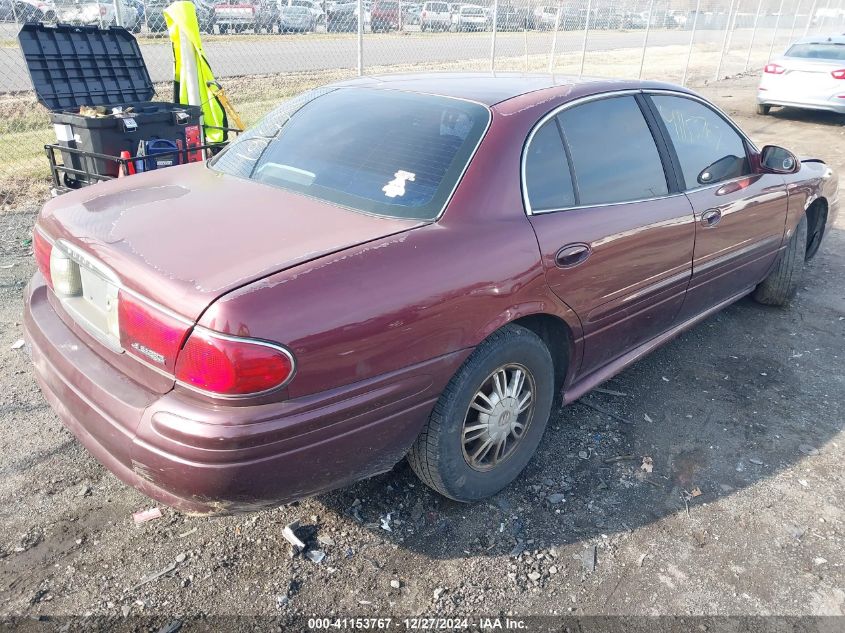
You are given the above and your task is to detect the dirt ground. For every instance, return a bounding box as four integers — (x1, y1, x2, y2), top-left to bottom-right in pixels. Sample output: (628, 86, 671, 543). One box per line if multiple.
(0, 73, 843, 627)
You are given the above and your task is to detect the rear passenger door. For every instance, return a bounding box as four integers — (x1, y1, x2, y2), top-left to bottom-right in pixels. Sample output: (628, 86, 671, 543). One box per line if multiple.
(525, 94, 696, 378)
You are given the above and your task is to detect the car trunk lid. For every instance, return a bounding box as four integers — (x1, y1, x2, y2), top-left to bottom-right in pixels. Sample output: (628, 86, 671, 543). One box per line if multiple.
(39, 164, 425, 322)
(37, 164, 425, 391)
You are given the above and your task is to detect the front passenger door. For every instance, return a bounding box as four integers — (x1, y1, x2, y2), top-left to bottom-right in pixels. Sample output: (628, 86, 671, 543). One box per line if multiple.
(647, 94, 789, 320)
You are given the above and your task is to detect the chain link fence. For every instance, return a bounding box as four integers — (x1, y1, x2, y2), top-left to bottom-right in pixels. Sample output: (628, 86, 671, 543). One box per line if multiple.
(2, 0, 845, 254)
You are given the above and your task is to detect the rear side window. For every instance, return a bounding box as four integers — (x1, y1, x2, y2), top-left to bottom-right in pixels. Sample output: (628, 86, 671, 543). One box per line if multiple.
(785, 42, 845, 60)
(524, 120, 575, 212)
(651, 95, 750, 189)
(557, 96, 668, 206)
(211, 88, 489, 220)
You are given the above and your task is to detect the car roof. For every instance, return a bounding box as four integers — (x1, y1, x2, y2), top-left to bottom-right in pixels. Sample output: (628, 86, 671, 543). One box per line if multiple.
(787, 33, 845, 46)
(332, 72, 687, 107)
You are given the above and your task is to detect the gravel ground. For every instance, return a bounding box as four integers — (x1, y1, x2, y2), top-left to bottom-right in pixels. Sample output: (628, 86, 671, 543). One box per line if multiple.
(0, 74, 843, 626)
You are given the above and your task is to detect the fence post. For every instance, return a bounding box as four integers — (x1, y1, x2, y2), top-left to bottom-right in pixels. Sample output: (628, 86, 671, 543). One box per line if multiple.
(524, 17, 529, 72)
(357, 0, 364, 76)
(714, 0, 737, 81)
(768, 0, 785, 62)
(682, 0, 702, 86)
(548, 0, 562, 73)
(788, 0, 803, 43)
(745, 0, 764, 70)
(638, 0, 655, 79)
(491, 0, 499, 72)
(804, 0, 818, 34)
(578, 0, 593, 78)
(725, 0, 741, 60)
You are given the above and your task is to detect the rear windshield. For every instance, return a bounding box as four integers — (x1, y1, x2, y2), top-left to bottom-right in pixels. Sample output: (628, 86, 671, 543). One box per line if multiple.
(462, 7, 484, 14)
(211, 88, 489, 220)
(426, 2, 448, 11)
(379, 1, 400, 8)
(785, 42, 845, 60)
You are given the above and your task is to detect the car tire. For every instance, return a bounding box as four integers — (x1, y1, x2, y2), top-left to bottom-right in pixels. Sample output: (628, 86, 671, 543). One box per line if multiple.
(756, 104, 771, 115)
(407, 324, 555, 502)
(752, 214, 807, 307)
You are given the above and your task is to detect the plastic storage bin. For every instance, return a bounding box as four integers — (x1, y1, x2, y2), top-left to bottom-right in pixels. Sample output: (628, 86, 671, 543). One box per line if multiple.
(18, 23, 203, 184)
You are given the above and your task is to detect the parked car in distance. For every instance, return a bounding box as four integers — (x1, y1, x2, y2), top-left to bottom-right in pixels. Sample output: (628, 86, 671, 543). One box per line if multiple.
(213, 0, 258, 33)
(494, 3, 526, 30)
(278, 3, 315, 31)
(403, 1, 420, 24)
(622, 10, 646, 29)
(284, 0, 324, 24)
(4, 0, 56, 22)
(370, 0, 399, 31)
(146, 0, 215, 33)
(757, 35, 845, 115)
(326, 0, 357, 31)
(420, 0, 450, 30)
(26, 74, 838, 514)
(54, 0, 139, 30)
(532, 5, 558, 30)
(452, 3, 485, 31)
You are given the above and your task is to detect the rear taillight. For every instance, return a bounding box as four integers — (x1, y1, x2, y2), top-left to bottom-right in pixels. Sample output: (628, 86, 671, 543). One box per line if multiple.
(175, 330, 294, 397)
(764, 63, 785, 74)
(99, 6, 107, 15)
(33, 229, 53, 289)
(118, 290, 190, 373)
(831, 69, 845, 80)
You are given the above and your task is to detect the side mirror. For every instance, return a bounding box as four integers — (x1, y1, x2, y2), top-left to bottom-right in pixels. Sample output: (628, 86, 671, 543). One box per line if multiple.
(760, 145, 799, 174)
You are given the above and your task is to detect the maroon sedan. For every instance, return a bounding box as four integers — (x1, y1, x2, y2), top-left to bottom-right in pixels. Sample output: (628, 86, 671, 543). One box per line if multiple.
(25, 74, 838, 514)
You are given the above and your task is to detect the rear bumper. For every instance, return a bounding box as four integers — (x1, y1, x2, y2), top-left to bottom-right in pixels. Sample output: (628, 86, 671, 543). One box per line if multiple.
(757, 92, 845, 114)
(24, 275, 466, 514)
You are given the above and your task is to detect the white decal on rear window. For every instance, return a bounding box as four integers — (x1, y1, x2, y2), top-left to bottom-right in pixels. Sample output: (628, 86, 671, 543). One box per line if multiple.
(382, 170, 416, 198)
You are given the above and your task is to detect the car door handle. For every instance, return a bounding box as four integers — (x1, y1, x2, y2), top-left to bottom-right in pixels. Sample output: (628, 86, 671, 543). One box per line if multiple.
(701, 209, 722, 227)
(555, 243, 591, 268)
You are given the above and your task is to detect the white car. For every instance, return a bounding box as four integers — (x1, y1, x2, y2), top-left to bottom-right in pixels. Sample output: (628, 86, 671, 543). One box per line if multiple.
(532, 5, 558, 30)
(55, 0, 139, 29)
(757, 35, 845, 115)
(451, 3, 485, 31)
(284, 0, 324, 23)
(420, 0, 450, 31)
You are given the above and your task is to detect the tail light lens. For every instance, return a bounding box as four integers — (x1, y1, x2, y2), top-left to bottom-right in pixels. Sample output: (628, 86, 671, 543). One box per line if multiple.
(33, 229, 53, 289)
(831, 69, 845, 79)
(118, 290, 190, 373)
(764, 64, 785, 74)
(99, 6, 107, 14)
(175, 330, 294, 396)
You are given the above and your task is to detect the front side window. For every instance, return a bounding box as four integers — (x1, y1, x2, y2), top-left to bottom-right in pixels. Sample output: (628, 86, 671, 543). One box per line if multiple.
(211, 88, 489, 220)
(651, 95, 750, 189)
(524, 119, 575, 212)
(557, 96, 669, 206)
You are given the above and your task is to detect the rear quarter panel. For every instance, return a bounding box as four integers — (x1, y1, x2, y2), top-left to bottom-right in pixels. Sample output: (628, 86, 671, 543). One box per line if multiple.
(198, 110, 583, 400)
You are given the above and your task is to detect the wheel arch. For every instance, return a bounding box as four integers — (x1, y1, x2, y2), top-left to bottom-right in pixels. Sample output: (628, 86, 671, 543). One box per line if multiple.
(509, 313, 575, 397)
(804, 197, 828, 261)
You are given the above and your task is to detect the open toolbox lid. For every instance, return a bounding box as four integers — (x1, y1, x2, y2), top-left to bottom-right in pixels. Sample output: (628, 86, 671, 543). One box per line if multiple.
(18, 23, 154, 112)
